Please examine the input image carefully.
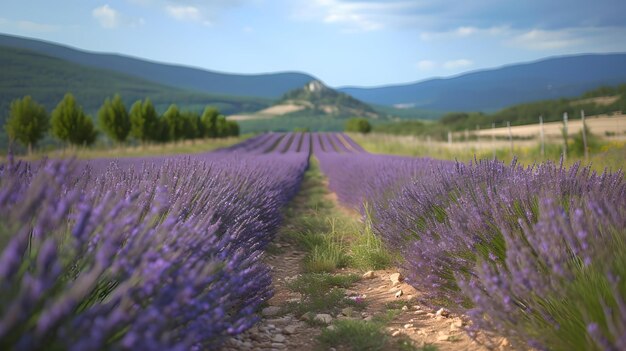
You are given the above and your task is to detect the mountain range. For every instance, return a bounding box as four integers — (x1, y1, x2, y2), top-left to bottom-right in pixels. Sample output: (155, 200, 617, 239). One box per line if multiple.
(339, 54, 626, 112)
(1, 33, 626, 117)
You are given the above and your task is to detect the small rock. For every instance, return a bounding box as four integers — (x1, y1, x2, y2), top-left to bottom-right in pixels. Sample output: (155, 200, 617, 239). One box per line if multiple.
(395, 290, 403, 298)
(271, 342, 286, 349)
(407, 295, 413, 300)
(436, 308, 450, 318)
(403, 323, 414, 329)
(327, 325, 336, 331)
(314, 314, 333, 324)
(362, 271, 376, 279)
(262, 306, 281, 317)
(401, 305, 409, 311)
(392, 330, 401, 337)
(390, 272, 403, 286)
(450, 319, 464, 331)
(412, 305, 422, 310)
(272, 334, 286, 343)
(361, 312, 369, 318)
(341, 307, 355, 317)
(426, 313, 435, 318)
(284, 325, 297, 335)
(500, 338, 510, 348)
(363, 316, 373, 322)
(300, 312, 314, 321)
(417, 329, 428, 336)
(437, 331, 450, 341)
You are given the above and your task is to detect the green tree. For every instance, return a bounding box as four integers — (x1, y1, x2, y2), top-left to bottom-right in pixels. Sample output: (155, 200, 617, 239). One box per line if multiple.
(216, 115, 228, 137)
(163, 104, 185, 142)
(98, 94, 130, 143)
(201, 106, 220, 138)
(181, 111, 200, 140)
(345, 117, 372, 134)
(51, 93, 97, 146)
(4, 96, 49, 154)
(226, 120, 240, 137)
(129, 98, 160, 142)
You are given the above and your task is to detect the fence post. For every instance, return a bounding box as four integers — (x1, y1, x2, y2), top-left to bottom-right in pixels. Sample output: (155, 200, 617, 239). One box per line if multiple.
(492, 122, 496, 160)
(563, 112, 568, 161)
(507, 121, 513, 157)
(475, 124, 480, 150)
(581, 110, 589, 161)
(539, 116, 546, 158)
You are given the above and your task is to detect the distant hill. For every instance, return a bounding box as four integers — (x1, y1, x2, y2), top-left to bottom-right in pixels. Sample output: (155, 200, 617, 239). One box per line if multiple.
(231, 81, 385, 133)
(277, 81, 382, 118)
(231, 80, 383, 121)
(0, 46, 271, 125)
(0, 34, 316, 99)
(339, 53, 626, 112)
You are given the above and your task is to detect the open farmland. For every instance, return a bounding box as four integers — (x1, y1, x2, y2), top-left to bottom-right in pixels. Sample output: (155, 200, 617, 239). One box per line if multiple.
(1, 132, 625, 351)
(473, 113, 626, 140)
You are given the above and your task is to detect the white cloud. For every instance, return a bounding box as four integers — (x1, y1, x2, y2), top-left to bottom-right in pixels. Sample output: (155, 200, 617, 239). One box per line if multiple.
(511, 29, 582, 50)
(166, 5, 201, 21)
(165, 5, 212, 25)
(421, 25, 509, 41)
(92, 4, 120, 29)
(416, 60, 436, 71)
(455, 26, 477, 36)
(293, 0, 418, 33)
(443, 59, 473, 69)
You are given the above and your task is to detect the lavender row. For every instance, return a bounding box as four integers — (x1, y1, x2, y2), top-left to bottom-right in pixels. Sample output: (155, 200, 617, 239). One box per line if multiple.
(314, 133, 626, 351)
(0, 138, 309, 350)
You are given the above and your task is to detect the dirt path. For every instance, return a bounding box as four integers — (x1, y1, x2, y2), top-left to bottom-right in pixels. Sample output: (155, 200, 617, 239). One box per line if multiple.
(221, 237, 321, 351)
(223, 161, 508, 351)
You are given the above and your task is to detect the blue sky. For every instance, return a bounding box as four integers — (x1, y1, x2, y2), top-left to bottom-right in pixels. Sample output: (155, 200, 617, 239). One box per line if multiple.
(1, 0, 625, 87)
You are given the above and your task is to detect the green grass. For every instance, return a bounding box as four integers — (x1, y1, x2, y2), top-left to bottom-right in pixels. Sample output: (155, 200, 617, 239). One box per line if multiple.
(283, 158, 394, 272)
(285, 273, 363, 316)
(350, 204, 394, 270)
(317, 318, 429, 351)
(350, 133, 626, 174)
(1, 136, 248, 161)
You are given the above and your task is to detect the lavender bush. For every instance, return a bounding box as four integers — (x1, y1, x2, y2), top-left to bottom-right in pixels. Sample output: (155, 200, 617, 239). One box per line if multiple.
(0, 134, 309, 350)
(313, 133, 626, 350)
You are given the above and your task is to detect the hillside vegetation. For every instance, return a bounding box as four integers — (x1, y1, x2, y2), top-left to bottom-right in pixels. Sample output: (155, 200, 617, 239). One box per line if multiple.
(375, 84, 626, 138)
(0, 46, 270, 122)
(0, 33, 316, 99)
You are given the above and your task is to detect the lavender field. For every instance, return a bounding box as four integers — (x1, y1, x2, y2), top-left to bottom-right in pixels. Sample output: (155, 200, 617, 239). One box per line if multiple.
(1, 132, 625, 350)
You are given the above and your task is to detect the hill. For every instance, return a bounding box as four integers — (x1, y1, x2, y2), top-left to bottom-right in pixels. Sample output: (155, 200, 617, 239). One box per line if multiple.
(276, 81, 382, 119)
(373, 84, 626, 138)
(0, 46, 271, 120)
(231, 81, 385, 133)
(0, 33, 316, 99)
(339, 53, 626, 112)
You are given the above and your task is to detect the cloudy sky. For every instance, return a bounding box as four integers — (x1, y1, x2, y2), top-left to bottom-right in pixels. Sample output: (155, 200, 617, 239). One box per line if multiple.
(1, 0, 625, 86)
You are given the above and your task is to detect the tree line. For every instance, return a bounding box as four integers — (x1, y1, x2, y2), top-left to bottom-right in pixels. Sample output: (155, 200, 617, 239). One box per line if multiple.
(4, 93, 239, 153)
